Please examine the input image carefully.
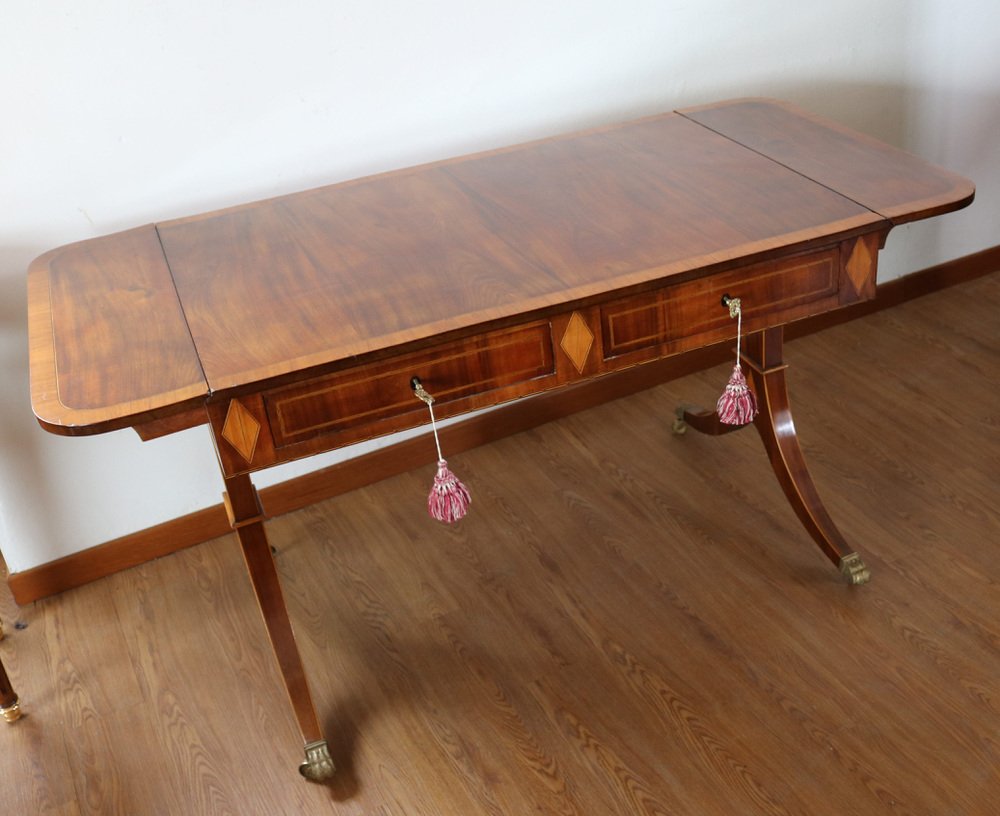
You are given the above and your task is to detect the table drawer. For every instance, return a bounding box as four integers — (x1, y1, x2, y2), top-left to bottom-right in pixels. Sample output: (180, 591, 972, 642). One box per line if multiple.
(264, 321, 555, 448)
(601, 248, 840, 360)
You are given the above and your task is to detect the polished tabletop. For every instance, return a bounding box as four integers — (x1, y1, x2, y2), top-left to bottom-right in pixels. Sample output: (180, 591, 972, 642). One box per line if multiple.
(29, 98, 973, 436)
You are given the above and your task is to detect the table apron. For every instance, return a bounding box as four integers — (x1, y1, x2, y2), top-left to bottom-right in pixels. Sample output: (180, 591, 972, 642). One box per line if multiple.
(207, 234, 878, 477)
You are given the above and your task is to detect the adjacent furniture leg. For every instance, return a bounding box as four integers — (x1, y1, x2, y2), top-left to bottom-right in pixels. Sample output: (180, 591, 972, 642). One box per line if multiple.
(0, 624, 22, 723)
(223, 474, 335, 781)
(676, 326, 870, 584)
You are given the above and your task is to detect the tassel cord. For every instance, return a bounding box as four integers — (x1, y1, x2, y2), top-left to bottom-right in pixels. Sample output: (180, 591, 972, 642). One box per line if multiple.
(735, 302, 742, 370)
(412, 379, 445, 462)
(426, 399, 445, 463)
(412, 377, 471, 523)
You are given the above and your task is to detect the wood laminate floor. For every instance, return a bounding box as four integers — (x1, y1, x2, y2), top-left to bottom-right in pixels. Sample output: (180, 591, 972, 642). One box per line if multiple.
(2, 272, 998, 815)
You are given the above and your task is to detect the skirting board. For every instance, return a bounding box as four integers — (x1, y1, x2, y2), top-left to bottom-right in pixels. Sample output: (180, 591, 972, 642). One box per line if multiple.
(9, 245, 1000, 605)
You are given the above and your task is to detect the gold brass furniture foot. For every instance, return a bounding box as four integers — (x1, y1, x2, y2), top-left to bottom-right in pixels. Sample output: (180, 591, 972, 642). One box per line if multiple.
(299, 739, 335, 781)
(839, 553, 871, 585)
(671, 406, 687, 435)
(1, 699, 22, 723)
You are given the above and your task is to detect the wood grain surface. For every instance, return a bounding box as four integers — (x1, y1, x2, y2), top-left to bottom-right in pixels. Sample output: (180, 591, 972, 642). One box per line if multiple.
(156, 111, 880, 393)
(3, 271, 999, 814)
(680, 98, 976, 223)
(27, 226, 207, 434)
(30, 99, 973, 437)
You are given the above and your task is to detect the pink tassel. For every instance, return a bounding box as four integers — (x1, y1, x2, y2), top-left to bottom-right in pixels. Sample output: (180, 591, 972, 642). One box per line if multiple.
(412, 377, 472, 523)
(427, 459, 471, 523)
(716, 295, 758, 426)
(717, 364, 758, 425)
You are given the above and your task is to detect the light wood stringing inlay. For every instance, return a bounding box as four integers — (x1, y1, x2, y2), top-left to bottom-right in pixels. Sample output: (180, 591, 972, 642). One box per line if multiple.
(265, 321, 555, 446)
(602, 251, 838, 359)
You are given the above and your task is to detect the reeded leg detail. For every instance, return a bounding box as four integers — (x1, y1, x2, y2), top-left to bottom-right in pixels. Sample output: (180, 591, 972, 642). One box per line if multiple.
(299, 739, 336, 781)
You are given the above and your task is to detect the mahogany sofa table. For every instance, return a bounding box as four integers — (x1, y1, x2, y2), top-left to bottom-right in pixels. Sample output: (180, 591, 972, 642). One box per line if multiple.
(28, 99, 974, 780)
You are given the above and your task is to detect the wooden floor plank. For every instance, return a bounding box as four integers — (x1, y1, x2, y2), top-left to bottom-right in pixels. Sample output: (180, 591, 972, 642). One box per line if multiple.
(1, 271, 998, 814)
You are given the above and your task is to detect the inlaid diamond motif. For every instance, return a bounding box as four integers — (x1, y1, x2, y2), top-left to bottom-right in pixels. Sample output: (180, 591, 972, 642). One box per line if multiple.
(221, 399, 260, 463)
(560, 311, 594, 374)
(845, 238, 873, 296)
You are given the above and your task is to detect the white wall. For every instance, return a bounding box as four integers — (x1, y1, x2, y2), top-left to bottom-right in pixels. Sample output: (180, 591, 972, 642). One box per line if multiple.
(1, 1, 996, 574)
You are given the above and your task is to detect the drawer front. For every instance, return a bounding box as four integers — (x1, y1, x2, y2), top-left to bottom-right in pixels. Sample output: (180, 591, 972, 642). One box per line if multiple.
(211, 239, 874, 475)
(601, 248, 839, 360)
(264, 321, 554, 447)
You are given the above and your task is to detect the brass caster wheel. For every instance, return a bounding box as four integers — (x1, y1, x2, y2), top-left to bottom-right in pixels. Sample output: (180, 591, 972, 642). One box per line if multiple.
(1, 699, 22, 724)
(672, 406, 687, 435)
(839, 553, 871, 585)
(299, 739, 335, 782)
